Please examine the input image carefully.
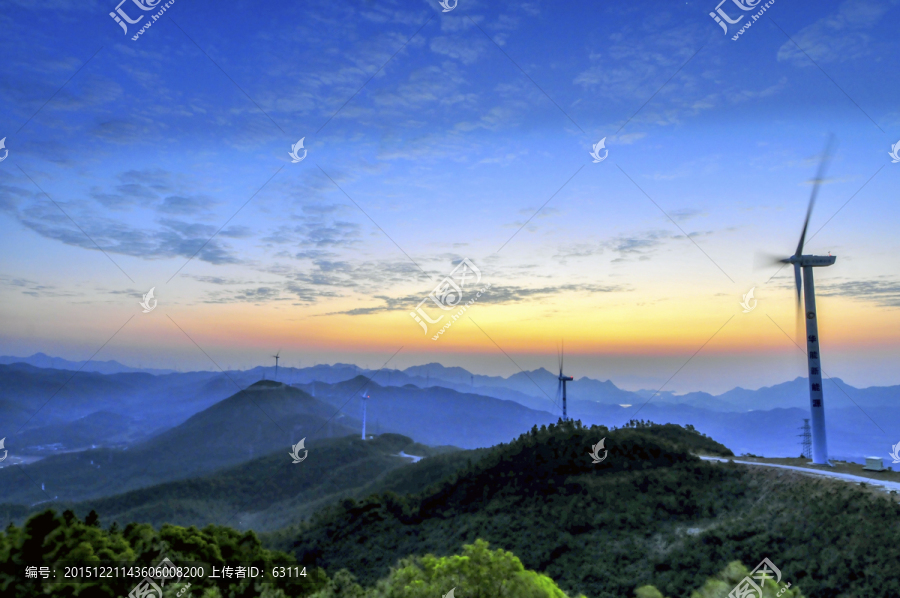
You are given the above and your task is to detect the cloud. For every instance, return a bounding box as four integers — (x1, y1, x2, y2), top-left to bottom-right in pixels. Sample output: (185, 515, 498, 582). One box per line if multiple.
(198, 257, 434, 306)
(776, 0, 888, 66)
(430, 36, 490, 65)
(326, 282, 626, 316)
(573, 27, 698, 102)
(88, 169, 219, 214)
(669, 208, 704, 221)
(182, 275, 245, 285)
(617, 132, 647, 145)
(0, 275, 82, 298)
(605, 229, 711, 263)
(157, 194, 219, 215)
(261, 214, 362, 249)
(12, 202, 243, 266)
(817, 278, 900, 307)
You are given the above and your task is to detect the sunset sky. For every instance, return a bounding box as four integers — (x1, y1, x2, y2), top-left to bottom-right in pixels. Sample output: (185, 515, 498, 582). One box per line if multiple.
(1, 0, 898, 394)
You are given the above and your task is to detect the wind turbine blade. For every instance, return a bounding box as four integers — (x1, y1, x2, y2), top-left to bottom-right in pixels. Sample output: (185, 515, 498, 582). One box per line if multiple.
(794, 262, 803, 343)
(754, 252, 790, 270)
(557, 343, 562, 376)
(796, 135, 836, 257)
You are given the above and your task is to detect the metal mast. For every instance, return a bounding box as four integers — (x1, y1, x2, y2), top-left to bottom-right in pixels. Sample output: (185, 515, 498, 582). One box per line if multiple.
(557, 343, 573, 421)
(361, 389, 369, 440)
(798, 418, 812, 460)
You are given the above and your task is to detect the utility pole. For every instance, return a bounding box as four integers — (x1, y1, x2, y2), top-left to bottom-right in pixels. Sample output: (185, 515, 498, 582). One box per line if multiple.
(798, 419, 812, 460)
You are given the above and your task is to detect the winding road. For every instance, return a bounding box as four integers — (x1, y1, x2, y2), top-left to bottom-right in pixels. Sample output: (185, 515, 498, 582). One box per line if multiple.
(397, 451, 423, 463)
(700, 456, 900, 492)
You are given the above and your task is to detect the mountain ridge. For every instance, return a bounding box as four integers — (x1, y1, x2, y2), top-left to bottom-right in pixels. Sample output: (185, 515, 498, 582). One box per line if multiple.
(5, 354, 897, 414)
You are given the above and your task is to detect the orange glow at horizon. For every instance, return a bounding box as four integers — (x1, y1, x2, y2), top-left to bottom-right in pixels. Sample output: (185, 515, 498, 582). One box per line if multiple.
(123, 292, 900, 360)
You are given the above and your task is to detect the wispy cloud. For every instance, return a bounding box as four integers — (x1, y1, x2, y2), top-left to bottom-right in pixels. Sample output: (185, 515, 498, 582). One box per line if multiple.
(776, 0, 889, 66)
(326, 282, 627, 316)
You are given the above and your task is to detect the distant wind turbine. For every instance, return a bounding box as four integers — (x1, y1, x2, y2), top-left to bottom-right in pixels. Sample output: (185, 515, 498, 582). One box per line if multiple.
(272, 350, 281, 381)
(361, 388, 369, 440)
(556, 342, 574, 421)
(761, 136, 837, 465)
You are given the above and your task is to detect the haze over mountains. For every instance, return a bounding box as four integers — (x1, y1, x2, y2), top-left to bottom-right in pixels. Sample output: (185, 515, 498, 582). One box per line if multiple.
(5, 352, 899, 411)
(0, 353, 896, 489)
(0, 353, 897, 584)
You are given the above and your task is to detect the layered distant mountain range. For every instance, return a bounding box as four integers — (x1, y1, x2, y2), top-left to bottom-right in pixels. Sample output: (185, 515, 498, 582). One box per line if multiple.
(0, 354, 896, 477)
(3, 352, 899, 411)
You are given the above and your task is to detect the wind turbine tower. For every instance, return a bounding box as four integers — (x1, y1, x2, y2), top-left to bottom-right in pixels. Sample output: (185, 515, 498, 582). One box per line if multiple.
(768, 137, 837, 465)
(272, 350, 281, 381)
(361, 389, 370, 440)
(556, 344, 573, 421)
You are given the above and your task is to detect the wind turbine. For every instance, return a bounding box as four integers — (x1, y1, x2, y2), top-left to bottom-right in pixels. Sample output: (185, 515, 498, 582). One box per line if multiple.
(272, 350, 281, 381)
(769, 137, 837, 465)
(361, 389, 369, 440)
(556, 343, 573, 421)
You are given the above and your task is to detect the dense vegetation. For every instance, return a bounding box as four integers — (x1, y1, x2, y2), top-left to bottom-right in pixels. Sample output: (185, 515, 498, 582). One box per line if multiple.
(0, 509, 326, 598)
(285, 420, 743, 597)
(285, 420, 900, 598)
(316, 542, 806, 598)
(0, 515, 805, 598)
(1, 434, 454, 533)
(311, 539, 575, 598)
(5, 420, 900, 597)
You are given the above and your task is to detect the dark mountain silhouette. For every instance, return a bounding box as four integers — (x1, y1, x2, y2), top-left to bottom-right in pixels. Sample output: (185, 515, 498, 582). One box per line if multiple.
(295, 376, 559, 449)
(25, 433, 461, 533)
(0, 381, 355, 506)
(0, 352, 178, 375)
(142, 380, 352, 471)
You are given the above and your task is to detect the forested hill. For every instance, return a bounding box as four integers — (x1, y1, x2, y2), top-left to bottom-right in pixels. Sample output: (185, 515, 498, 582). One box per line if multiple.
(285, 420, 900, 598)
(4, 422, 900, 597)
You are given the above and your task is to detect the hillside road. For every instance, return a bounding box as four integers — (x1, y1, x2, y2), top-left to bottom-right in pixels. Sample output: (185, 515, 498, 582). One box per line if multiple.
(700, 456, 900, 492)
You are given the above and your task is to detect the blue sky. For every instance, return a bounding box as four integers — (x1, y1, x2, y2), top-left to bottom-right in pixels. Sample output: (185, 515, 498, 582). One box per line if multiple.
(1, 0, 899, 393)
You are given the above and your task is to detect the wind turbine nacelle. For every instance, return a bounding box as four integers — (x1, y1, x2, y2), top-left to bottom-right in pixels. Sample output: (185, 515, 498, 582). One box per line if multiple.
(797, 255, 836, 267)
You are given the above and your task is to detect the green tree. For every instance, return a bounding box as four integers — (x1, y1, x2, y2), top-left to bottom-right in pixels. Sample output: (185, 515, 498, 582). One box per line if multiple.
(636, 561, 804, 598)
(309, 569, 367, 598)
(362, 539, 579, 598)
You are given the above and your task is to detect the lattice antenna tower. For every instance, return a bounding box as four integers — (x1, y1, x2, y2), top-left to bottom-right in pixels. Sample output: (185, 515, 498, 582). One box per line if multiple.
(798, 418, 812, 460)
